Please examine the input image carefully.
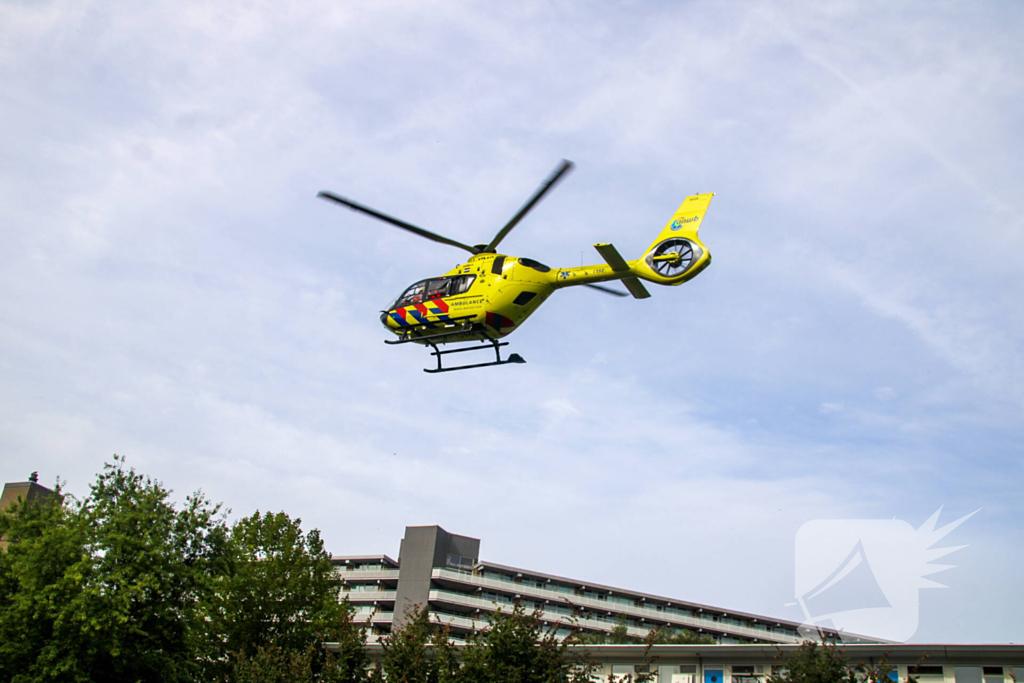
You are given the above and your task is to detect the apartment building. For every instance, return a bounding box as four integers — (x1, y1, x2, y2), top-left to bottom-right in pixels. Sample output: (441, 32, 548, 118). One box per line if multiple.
(332, 525, 879, 645)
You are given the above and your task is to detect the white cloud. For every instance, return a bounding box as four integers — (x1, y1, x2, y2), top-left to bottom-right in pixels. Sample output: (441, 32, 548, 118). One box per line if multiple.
(2, 0, 1023, 641)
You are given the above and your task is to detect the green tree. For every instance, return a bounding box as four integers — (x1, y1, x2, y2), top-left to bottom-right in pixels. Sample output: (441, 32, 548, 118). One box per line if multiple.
(570, 631, 608, 645)
(571, 615, 637, 644)
(372, 605, 459, 683)
(0, 483, 86, 683)
(767, 640, 857, 683)
(458, 602, 595, 683)
(206, 510, 366, 682)
(856, 655, 899, 683)
(0, 457, 229, 683)
(647, 627, 715, 645)
(78, 457, 229, 682)
(232, 644, 317, 683)
(610, 617, 634, 644)
(0, 459, 369, 683)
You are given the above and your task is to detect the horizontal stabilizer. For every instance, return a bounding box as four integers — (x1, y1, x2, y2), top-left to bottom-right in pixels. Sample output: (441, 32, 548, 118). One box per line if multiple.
(621, 276, 651, 299)
(594, 242, 630, 272)
(593, 243, 651, 299)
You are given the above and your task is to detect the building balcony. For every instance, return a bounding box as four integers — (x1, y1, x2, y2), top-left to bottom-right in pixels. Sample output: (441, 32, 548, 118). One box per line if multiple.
(336, 568, 401, 581)
(430, 570, 799, 644)
(342, 590, 397, 603)
(428, 590, 651, 640)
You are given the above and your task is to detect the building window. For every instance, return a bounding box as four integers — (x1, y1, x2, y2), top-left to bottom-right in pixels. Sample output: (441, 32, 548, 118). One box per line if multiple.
(909, 668, 945, 677)
(446, 553, 475, 569)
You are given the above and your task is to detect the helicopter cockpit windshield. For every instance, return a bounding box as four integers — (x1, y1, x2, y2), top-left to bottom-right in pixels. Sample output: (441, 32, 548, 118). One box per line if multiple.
(389, 275, 476, 310)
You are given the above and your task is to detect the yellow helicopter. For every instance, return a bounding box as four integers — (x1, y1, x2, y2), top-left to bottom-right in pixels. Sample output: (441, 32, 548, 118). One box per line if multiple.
(318, 160, 713, 373)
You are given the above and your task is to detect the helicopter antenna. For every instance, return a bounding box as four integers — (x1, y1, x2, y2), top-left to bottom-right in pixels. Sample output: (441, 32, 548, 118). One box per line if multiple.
(482, 159, 573, 254)
(317, 191, 479, 255)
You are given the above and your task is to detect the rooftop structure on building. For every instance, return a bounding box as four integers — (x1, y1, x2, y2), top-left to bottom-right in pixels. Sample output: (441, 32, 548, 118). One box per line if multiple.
(1, 473, 61, 551)
(331, 525, 884, 645)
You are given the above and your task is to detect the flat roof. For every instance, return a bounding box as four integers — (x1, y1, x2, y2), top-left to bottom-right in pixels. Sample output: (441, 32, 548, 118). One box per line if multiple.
(331, 554, 399, 567)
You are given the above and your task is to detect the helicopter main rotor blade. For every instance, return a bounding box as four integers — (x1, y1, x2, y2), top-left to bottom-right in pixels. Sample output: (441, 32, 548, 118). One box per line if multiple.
(317, 191, 479, 255)
(584, 283, 629, 297)
(483, 159, 574, 253)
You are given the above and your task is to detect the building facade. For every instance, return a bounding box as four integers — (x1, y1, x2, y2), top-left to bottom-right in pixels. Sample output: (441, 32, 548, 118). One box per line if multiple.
(332, 525, 878, 645)
(565, 644, 1024, 683)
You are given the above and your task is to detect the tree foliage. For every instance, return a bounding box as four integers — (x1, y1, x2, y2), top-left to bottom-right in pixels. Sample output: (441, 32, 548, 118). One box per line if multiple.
(0, 458, 364, 683)
(372, 605, 459, 683)
(767, 640, 857, 683)
(231, 643, 318, 683)
(459, 602, 595, 683)
(768, 639, 912, 683)
(209, 510, 366, 682)
(0, 457, 230, 682)
(375, 603, 596, 683)
(0, 482, 85, 683)
(572, 616, 713, 645)
(647, 627, 715, 645)
(74, 457, 229, 682)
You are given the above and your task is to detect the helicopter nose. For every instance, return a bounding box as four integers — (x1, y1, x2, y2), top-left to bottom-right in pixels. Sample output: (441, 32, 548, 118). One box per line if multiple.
(380, 311, 390, 327)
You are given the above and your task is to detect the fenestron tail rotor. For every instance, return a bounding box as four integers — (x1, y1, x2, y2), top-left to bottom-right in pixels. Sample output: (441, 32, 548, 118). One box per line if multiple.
(650, 238, 695, 278)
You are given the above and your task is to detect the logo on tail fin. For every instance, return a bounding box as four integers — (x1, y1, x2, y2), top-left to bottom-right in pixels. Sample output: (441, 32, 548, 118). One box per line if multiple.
(670, 216, 700, 231)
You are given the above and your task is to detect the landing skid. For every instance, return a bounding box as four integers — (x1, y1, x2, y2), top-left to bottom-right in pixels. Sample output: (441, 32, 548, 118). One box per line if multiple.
(424, 338, 525, 374)
(383, 319, 525, 372)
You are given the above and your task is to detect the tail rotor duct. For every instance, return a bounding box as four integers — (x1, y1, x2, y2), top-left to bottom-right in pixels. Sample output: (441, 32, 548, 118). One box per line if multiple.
(650, 238, 695, 278)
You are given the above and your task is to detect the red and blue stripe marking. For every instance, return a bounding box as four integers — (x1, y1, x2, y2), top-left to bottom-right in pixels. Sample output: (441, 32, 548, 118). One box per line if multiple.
(485, 311, 515, 331)
(388, 299, 452, 328)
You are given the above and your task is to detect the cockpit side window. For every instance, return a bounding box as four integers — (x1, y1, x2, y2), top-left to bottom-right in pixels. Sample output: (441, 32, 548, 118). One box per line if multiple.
(391, 275, 475, 310)
(392, 280, 427, 309)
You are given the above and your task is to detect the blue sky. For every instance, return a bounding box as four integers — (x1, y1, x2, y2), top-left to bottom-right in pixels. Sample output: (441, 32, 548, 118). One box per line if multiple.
(2, 0, 1022, 642)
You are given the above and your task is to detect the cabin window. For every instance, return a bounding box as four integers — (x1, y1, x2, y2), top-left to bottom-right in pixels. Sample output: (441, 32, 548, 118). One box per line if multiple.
(426, 279, 450, 299)
(451, 275, 475, 295)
